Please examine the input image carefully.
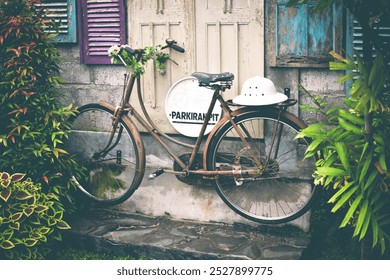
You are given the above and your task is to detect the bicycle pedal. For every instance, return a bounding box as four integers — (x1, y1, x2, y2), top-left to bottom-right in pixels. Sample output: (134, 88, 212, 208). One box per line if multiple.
(148, 168, 165, 180)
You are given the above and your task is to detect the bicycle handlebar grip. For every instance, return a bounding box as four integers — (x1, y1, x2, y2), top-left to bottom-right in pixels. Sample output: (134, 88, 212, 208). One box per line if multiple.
(123, 45, 136, 55)
(170, 44, 185, 53)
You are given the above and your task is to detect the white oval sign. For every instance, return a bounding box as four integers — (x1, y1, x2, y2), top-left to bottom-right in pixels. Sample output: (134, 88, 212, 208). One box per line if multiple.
(165, 76, 222, 137)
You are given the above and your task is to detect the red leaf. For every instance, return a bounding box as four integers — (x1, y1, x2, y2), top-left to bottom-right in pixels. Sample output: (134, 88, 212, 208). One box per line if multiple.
(23, 91, 35, 97)
(24, 238, 38, 247)
(9, 89, 19, 98)
(11, 173, 25, 182)
(7, 48, 20, 57)
(35, 205, 48, 213)
(56, 221, 71, 230)
(1, 180, 10, 188)
(1, 172, 10, 180)
(27, 197, 36, 206)
(10, 222, 20, 230)
(16, 190, 32, 200)
(23, 208, 34, 217)
(0, 240, 15, 249)
(0, 190, 11, 202)
(11, 212, 23, 221)
(43, 176, 49, 184)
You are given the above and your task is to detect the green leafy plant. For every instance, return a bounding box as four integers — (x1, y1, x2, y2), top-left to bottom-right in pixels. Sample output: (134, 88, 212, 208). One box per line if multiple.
(297, 51, 390, 255)
(0, 1, 79, 207)
(0, 0, 81, 258)
(0, 172, 70, 259)
(108, 44, 169, 76)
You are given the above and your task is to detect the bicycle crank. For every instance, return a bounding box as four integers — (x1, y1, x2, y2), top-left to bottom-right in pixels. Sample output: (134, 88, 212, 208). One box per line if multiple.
(173, 153, 215, 187)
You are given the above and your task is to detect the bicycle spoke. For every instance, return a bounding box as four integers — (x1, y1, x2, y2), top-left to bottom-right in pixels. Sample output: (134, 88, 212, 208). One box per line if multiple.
(67, 104, 144, 205)
(208, 111, 317, 223)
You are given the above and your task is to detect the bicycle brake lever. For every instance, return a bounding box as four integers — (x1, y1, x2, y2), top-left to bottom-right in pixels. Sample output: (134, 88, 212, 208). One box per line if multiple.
(122, 45, 136, 55)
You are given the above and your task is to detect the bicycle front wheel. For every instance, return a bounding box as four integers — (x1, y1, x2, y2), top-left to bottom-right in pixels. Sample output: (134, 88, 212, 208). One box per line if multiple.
(206, 110, 317, 224)
(67, 103, 145, 206)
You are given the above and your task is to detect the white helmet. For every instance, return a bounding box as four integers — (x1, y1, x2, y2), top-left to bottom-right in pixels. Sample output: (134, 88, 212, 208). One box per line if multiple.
(233, 76, 288, 106)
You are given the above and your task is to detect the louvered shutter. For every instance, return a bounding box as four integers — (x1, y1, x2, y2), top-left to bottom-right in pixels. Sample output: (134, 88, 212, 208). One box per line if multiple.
(79, 0, 126, 64)
(347, 15, 390, 93)
(349, 17, 390, 63)
(37, 0, 77, 43)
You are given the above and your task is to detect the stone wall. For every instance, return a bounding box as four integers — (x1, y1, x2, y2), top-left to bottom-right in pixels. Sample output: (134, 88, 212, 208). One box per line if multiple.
(58, 16, 346, 231)
(60, 44, 126, 108)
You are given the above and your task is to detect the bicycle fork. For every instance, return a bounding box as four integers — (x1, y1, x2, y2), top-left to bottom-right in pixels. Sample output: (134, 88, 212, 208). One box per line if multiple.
(91, 111, 124, 163)
(92, 75, 137, 164)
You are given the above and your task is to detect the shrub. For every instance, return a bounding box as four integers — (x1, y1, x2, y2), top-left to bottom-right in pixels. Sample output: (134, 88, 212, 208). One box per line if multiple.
(297, 52, 390, 256)
(0, 0, 80, 258)
(0, 1, 78, 203)
(0, 172, 70, 259)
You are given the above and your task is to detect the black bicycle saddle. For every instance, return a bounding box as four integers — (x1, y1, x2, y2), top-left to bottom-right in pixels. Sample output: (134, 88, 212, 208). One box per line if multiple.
(192, 72, 234, 85)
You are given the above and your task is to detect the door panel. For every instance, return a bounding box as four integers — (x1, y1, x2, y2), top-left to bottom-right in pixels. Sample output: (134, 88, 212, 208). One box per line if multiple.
(128, 1, 194, 132)
(196, 0, 264, 100)
(127, 0, 264, 133)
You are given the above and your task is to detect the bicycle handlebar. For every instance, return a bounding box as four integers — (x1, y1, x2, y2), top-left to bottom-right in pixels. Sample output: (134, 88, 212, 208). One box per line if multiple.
(164, 38, 185, 53)
(121, 38, 185, 56)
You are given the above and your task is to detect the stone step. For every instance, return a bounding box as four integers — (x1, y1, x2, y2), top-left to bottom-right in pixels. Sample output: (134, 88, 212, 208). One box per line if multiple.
(65, 209, 309, 260)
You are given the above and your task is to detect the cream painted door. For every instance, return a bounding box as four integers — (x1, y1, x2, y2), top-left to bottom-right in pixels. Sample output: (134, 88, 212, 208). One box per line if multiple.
(127, 0, 195, 132)
(195, 0, 264, 100)
(128, 0, 264, 133)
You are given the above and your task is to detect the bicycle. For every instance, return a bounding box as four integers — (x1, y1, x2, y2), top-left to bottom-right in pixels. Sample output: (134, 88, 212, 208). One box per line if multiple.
(66, 38, 317, 224)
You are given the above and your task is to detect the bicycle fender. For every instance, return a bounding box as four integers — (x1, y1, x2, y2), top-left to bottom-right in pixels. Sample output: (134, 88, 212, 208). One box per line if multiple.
(98, 101, 146, 173)
(202, 107, 307, 170)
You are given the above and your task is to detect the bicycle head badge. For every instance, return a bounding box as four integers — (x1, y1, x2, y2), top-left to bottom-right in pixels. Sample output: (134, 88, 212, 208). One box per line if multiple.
(233, 77, 288, 106)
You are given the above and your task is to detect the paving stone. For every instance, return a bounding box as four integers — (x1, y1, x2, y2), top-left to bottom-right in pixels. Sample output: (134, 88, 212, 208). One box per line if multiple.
(65, 209, 310, 260)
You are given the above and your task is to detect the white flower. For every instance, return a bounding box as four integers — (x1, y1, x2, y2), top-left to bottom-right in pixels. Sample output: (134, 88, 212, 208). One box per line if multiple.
(108, 45, 121, 57)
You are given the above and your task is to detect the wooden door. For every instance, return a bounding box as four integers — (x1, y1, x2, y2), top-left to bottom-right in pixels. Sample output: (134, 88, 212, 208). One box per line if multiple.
(195, 0, 264, 100)
(127, 0, 195, 132)
(128, 0, 264, 133)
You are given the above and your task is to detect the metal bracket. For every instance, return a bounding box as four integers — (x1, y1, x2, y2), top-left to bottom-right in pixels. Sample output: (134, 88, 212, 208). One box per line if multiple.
(233, 165, 243, 186)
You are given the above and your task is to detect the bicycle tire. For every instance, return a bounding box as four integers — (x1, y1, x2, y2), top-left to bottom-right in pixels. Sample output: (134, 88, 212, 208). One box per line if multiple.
(67, 103, 145, 206)
(206, 109, 317, 224)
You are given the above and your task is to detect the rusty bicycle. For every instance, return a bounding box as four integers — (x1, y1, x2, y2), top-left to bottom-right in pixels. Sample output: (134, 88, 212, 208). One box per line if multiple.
(66, 39, 317, 224)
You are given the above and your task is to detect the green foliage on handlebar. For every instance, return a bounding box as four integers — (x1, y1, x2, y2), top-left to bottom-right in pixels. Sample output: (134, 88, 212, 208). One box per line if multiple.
(108, 45, 169, 77)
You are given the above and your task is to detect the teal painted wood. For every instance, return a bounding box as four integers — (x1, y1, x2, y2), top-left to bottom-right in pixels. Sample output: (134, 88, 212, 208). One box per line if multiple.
(63, 0, 77, 43)
(275, 1, 343, 67)
(276, 4, 308, 57)
(38, 0, 77, 43)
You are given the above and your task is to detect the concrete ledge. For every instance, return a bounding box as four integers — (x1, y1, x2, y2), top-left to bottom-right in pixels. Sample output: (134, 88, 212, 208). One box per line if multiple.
(113, 134, 312, 232)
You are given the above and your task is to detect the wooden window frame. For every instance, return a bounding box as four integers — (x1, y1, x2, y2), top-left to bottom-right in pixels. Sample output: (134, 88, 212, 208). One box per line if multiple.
(273, 1, 344, 68)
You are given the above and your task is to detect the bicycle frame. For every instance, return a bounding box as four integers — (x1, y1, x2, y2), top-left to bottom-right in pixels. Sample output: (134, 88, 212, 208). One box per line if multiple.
(97, 69, 298, 179)
(69, 40, 317, 223)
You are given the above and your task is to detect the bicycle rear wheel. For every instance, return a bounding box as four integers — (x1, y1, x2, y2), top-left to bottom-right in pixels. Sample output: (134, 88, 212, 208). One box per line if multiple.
(67, 103, 145, 206)
(206, 110, 317, 224)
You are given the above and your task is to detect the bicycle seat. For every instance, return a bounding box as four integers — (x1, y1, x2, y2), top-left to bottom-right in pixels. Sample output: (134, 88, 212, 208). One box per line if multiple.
(192, 72, 234, 85)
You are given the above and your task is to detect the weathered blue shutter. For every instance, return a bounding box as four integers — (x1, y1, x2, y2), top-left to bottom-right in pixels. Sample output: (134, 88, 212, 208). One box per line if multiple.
(37, 0, 77, 43)
(79, 0, 126, 64)
(275, 0, 343, 67)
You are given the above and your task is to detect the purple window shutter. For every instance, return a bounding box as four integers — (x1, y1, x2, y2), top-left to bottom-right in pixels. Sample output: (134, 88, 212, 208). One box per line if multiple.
(79, 0, 126, 64)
